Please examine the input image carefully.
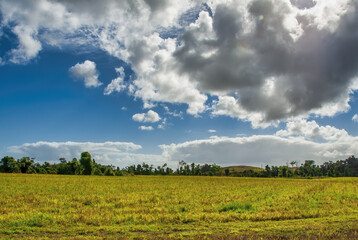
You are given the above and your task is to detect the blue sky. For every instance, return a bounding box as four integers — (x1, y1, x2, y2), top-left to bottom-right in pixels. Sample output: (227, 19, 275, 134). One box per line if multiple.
(0, 0, 357, 168)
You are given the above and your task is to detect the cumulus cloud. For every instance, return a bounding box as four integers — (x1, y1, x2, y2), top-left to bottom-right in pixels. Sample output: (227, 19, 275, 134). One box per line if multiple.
(353, 114, 358, 122)
(160, 119, 358, 166)
(177, 0, 358, 124)
(132, 110, 161, 123)
(139, 126, 154, 131)
(276, 119, 349, 141)
(161, 134, 358, 167)
(7, 141, 142, 164)
(69, 60, 102, 88)
(1, 0, 358, 125)
(7, 141, 179, 168)
(104, 67, 126, 95)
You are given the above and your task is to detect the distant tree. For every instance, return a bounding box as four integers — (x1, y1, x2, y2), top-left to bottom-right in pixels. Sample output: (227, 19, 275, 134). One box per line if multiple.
(279, 166, 288, 177)
(225, 168, 230, 176)
(104, 167, 115, 176)
(17, 157, 34, 173)
(300, 160, 316, 177)
(92, 167, 103, 176)
(80, 152, 94, 175)
(70, 158, 81, 175)
(0, 156, 17, 173)
(265, 165, 271, 177)
(290, 161, 297, 168)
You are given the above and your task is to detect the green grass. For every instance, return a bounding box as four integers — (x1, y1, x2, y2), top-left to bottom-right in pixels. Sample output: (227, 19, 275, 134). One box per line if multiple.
(0, 174, 357, 239)
(219, 201, 255, 213)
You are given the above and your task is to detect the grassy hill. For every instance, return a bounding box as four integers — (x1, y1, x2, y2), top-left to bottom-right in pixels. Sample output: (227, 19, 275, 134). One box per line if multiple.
(222, 165, 264, 176)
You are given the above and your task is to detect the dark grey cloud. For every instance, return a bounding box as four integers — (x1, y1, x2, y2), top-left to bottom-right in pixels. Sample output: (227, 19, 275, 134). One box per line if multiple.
(290, 0, 316, 9)
(174, 0, 358, 122)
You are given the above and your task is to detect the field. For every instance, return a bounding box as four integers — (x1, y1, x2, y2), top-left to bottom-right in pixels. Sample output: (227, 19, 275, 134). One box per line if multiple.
(0, 174, 357, 239)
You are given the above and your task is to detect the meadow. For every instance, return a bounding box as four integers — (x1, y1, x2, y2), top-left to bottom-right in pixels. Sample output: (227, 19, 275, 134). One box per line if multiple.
(0, 174, 357, 239)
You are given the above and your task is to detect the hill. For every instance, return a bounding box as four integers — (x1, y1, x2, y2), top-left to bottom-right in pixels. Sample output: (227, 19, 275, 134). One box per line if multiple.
(222, 165, 264, 176)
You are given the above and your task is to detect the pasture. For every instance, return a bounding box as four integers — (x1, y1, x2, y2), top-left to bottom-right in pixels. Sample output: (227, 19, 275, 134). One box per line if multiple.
(0, 174, 357, 239)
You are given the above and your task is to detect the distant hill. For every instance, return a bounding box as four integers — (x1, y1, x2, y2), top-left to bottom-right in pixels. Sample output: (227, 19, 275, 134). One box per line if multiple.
(222, 165, 264, 176)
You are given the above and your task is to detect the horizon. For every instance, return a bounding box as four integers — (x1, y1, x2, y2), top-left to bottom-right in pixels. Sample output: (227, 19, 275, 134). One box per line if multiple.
(1, 0, 358, 169)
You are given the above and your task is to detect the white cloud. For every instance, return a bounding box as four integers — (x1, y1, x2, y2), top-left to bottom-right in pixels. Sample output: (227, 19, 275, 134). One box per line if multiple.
(276, 119, 349, 141)
(69, 60, 102, 88)
(160, 119, 358, 166)
(104, 67, 126, 95)
(160, 134, 358, 167)
(208, 129, 216, 133)
(353, 114, 358, 122)
(139, 126, 154, 131)
(158, 118, 168, 129)
(132, 110, 161, 123)
(7, 141, 145, 165)
(6, 140, 182, 168)
(1, 0, 358, 125)
(211, 96, 279, 128)
(163, 105, 183, 118)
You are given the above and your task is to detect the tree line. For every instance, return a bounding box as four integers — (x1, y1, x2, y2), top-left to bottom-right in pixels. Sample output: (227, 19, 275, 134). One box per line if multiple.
(0, 152, 222, 176)
(0, 152, 357, 177)
(234, 156, 358, 178)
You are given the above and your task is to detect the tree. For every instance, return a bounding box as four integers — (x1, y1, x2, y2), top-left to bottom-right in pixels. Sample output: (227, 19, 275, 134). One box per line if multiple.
(104, 167, 115, 176)
(290, 161, 297, 168)
(0, 156, 17, 173)
(17, 157, 34, 173)
(79, 152, 94, 175)
(225, 168, 230, 176)
(265, 165, 271, 177)
(70, 158, 81, 175)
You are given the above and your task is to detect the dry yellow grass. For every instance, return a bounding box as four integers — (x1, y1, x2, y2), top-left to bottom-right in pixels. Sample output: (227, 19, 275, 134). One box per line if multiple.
(0, 174, 357, 239)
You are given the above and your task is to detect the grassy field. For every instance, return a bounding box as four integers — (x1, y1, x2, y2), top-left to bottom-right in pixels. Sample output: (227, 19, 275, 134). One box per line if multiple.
(0, 174, 357, 239)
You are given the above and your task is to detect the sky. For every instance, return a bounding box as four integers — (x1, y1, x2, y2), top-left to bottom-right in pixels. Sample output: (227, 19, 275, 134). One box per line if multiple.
(0, 0, 358, 168)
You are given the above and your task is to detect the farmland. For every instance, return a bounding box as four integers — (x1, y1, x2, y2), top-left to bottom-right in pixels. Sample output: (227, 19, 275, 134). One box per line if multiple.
(0, 174, 357, 239)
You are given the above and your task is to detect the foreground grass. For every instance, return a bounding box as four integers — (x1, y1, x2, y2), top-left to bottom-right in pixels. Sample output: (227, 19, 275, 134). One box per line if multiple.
(0, 174, 357, 239)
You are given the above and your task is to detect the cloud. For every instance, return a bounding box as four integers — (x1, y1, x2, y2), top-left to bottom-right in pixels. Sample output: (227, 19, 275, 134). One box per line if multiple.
(132, 110, 161, 123)
(161, 120, 358, 166)
(7, 141, 143, 164)
(1, 0, 358, 125)
(160, 133, 358, 167)
(163, 105, 183, 118)
(69, 60, 102, 88)
(211, 96, 278, 128)
(276, 119, 349, 141)
(6, 140, 180, 168)
(139, 126, 154, 131)
(353, 114, 358, 122)
(104, 67, 126, 95)
(5, 120, 358, 169)
(176, 0, 358, 124)
(208, 129, 216, 133)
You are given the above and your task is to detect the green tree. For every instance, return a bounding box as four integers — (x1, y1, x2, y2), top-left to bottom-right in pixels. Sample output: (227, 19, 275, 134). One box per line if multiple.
(79, 152, 94, 175)
(92, 167, 103, 175)
(0, 156, 17, 173)
(70, 158, 81, 175)
(17, 157, 34, 173)
(104, 167, 115, 176)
